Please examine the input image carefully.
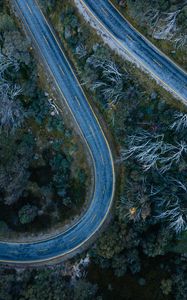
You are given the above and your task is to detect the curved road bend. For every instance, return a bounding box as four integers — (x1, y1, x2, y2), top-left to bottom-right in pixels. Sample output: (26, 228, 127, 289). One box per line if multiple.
(0, 0, 115, 264)
(80, 0, 187, 102)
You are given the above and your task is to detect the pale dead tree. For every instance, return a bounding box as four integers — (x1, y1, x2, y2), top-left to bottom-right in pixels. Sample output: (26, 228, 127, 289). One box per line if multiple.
(48, 99, 60, 115)
(91, 59, 125, 105)
(155, 176, 187, 234)
(174, 33, 187, 49)
(144, 7, 187, 48)
(0, 53, 19, 80)
(9, 84, 22, 98)
(91, 80, 107, 91)
(144, 8, 160, 27)
(170, 112, 187, 132)
(156, 198, 187, 234)
(152, 9, 187, 48)
(102, 80, 125, 105)
(87, 55, 123, 81)
(75, 44, 87, 58)
(121, 130, 187, 173)
(0, 51, 23, 132)
(87, 55, 106, 69)
(0, 82, 24, 132)
(0, 54, 12, 79)
(164, 176, 187, 193)
(153, 10, 180, 40)
(172, 179, 187, 192)
(169, 215, 187, 234)
(143, 0, 187, 48)
(159, 141, 187, 173)
(80, 79, 90, 86)
(120, 130, 165, 171)
(102, 60, 122, 81)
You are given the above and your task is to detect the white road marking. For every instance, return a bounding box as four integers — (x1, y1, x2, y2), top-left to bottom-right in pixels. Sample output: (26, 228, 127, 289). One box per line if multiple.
(153, 58, 163, 68)
(70, 236, 77, 242)
(26, 3, 33, 14)
(75, 95, 81, 106)
(91, 214, 97, 223)
(59, 66, 65, 75)
(127, 34, 133, 41)
(43, 35, 49, 45)
(89, 125, 95, 137)
(100, 152, 104, 165)
(101, 7, 109, 17)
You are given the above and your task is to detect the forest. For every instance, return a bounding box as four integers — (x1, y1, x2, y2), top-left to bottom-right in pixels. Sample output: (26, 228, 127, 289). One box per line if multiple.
(0, 1, 87, 240)
(1, 0, 187, 299)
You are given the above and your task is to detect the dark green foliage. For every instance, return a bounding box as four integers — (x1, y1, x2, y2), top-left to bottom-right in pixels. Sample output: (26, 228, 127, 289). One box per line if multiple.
(111, 249, 141, 277)
(0, 268, 99, 300)
(39, 0, 57, 14)
(73, 280, 98, 300)
(0, 132, 34, 205)
(18, 204, 38, 224)
(50, 152, 72, 205)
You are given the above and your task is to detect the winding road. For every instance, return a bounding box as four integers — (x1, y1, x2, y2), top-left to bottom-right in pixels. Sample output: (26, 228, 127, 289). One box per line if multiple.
(0, 0, 115, 264)
(1, 0, 187, 264)
(80, 0, 187, 102)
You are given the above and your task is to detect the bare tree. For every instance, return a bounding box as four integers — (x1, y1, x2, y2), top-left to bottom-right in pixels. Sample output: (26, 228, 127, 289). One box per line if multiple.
(154, 177, 187, 234)
(90, 58, 126, 105)
(144, 8, 160, 27)
(86, 54, 106, 69)
(153, 10, 180, 40)
(0, 82, 24, 132)
(102, 60, 122, 80)
(159, 141, 187, 173)
(170, 112, 187, 132)
(156, 196, 187, 234)
(0, 53, 19, 80)
(121, 129, 187, 173)
(121, 130, 165, 171)
(75, 43, 87, 58)
(144, 7, 187, 49)
(0, 51, 24, 132)
(174, 33, 187, 49)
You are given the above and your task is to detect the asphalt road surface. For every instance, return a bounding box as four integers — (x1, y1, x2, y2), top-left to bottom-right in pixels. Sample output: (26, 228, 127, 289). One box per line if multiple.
(0, 0, 115, 264)
(80, 0, 187, 102)
(2, 0, 186, 264)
